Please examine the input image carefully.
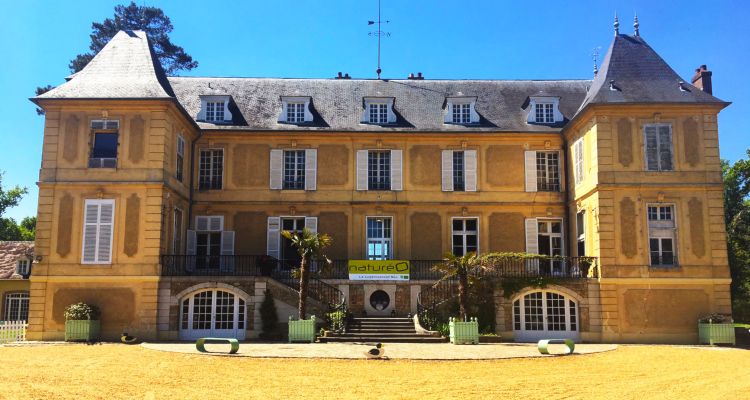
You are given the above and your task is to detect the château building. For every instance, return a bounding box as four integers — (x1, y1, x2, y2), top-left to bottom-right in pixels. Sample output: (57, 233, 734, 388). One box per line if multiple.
(27, 20, 731, 344)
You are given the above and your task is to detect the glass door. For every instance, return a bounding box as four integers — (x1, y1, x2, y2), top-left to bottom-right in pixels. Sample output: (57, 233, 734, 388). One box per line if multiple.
(513, 291, 578, 342)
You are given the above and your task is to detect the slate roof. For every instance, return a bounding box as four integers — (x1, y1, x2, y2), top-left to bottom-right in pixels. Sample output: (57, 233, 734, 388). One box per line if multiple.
(168, 77, 590, 132)
(579, 35, 727, 112)
(0, 242, 34, 280)
(36, 30, 174, 100)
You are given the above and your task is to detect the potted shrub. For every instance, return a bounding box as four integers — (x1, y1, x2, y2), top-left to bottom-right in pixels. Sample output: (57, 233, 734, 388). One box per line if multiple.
(449, 317, 479, 345)
(699, 314, 735, 345)
(258, 290, 282, 341)
(64, 303, 101, 342)
(288, 315, 316, 343)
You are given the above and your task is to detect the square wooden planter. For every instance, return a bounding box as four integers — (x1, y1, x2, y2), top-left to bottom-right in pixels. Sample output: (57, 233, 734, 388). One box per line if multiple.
(449, 317, 479, 345)
(65, 320, 101, 342)
(699, 321, 735, 345)
(288, 316, 316, 343)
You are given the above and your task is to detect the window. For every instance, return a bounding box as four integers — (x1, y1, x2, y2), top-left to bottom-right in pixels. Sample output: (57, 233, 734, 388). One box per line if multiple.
(453, 151, 465, 191)
(189, 215, 234, 270)
(205, 101, 225, 122)
(369, 103, 388, 124)
(89, 128, 119, 169)
(452, 103, 471, 124)
(535, 103, 554, 123)
(281, 218, 306, 261)
(576, 211, 586, 257)
(199, 149, 223, 190)
(176, 134, 185, 183)
(15, 259, 30, 275)
(283, 150, 306, 190)
(648, 204, 677, 266)
(81, 199, 115, 264)
(537, 220, 563, 257)
(536, 152, 560, 191)
(367, 217, 392, 260)
(286, 103, 305, 123)
(452, 218, 478, 256)
(368, 151, 391, 190)
(4, 293, 29, 322)
(644, 123, 673, 171)
(173, 209, 183, 254)
(573, 138, 584, 186)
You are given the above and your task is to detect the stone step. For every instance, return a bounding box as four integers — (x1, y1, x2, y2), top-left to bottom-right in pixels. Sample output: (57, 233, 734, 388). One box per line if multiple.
(349, 323, 415, 328)
(325, 332, 428, 338)
(346, 330, 417, 334)
(350, 318, 413, 322)
(319, 336, 447, 344)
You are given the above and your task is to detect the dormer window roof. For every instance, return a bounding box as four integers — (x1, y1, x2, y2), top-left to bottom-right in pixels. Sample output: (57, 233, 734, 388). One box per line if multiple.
(445, 97, 479, 125)
(525, 93, 563, 124)
(278, 96, 313, 124)
(361, 97, 396, 125)
(197, 95, 233, 124)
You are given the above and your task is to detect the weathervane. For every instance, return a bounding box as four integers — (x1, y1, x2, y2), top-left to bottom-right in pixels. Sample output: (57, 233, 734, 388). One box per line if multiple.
(368, 0, 391, 79)
(591, 46, 601, 76)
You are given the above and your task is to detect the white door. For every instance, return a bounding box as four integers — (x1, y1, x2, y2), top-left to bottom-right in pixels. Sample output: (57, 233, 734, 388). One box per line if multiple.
(179, 290, 246, 340)
(513, 291, 579, 342)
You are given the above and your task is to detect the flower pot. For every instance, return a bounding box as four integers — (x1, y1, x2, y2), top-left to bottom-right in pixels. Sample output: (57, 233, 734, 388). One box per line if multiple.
(698, 320, 735, 345)
(449, 317, 479, 345)
(288, 316, 316, 343)
(65, 320, 101, 342)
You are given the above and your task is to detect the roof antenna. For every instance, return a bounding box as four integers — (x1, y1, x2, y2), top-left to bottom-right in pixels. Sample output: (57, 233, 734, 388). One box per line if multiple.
(368, 0, 391, 80)
(614, 12, 620, 36)
(140, 1, 147, 30)
(591, 47, 601, 76)
(634, 12, 640, 36)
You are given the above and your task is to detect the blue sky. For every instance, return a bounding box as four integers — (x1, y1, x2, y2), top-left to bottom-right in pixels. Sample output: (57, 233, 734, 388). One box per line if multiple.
(0, 0, 748, 221)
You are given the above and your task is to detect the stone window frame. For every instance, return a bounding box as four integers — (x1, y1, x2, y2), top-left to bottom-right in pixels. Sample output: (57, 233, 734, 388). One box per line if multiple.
(198, 147, 225, 190)
(451, 216, 479, 256)
(646, 202, 679, 267)
(365, 215, 394, 260)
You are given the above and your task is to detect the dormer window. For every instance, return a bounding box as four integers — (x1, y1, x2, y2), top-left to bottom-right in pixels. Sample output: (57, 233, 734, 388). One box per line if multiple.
(361, 98, 396, 125)
(445, 97, 479, 125)
(16, 259, 30, 275)
(279, 97, 313, 124)
(198, 96, 233, 124)
(526, 95, 563, 125)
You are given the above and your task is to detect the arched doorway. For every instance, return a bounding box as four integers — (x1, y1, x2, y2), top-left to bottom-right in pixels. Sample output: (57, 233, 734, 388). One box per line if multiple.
(512, 290, 579, 342)
(179, 289, 246, 340)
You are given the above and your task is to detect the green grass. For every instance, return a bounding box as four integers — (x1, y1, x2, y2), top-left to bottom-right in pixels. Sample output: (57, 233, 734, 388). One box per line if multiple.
(735, 323, 750, 328)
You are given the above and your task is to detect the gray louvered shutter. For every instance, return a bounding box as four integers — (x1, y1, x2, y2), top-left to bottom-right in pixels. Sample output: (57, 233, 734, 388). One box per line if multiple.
(82, 201, 100, 263)
(645, 125, 659, 171)
(209, 216, 223, 231)
(186, 230, 197, 255)
(465, 150, 477, 191)
(525, 151, 537, 192)
(442, 150, 454, 192)
(658, 124, 673, 171)
(357, 150, 368, 190)
(305, 217, 318, 233)
(82, 199, 115, 264)
(305, 149, 317, 190)
(391, 150, 402, 191)
(525, 218, 539, 254)
(270, 149, 283, 189)
(97, 201, 114, 263)
(220, 231, 235, 272)
(267, 217, 281, 258)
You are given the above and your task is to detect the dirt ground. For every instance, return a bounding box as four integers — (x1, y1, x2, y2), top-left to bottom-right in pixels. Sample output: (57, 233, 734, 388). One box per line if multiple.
(0, 345, 748, 399)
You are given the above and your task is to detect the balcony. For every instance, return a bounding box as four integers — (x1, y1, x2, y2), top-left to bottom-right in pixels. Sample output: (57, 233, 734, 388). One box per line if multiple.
(161, 255, 597, 279)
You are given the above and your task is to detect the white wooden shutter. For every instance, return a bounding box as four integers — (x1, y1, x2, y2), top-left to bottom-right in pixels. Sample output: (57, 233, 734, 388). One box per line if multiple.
(209, 216, 223, 231)
(305, 217, 318, 233)
(525, 218, 539, 254)
(195, 216, 209, 231)
(524, 151, 537, 192)
(658, 124, 673, 171)
(442, 150, 454, 192)
(270, 149, 283, 189)
(186, 230, 197, 255)
(220, 231, 235, 272)
(81, 199, 115, 264)
(391, 150, 402, 191)
(574, 140, 584, 185)
(267, 217, 281, 258)
(305, 149, 317, 191)
(644, 124, 659, 171)
(357, 150, 368, 190)
(465, 150, 477, 192)
(176, 135, 185, 157)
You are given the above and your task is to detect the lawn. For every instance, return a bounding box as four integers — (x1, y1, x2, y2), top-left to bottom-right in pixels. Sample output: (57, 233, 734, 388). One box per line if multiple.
(736, 323, 750, 328)
(0, 345, 748, 399)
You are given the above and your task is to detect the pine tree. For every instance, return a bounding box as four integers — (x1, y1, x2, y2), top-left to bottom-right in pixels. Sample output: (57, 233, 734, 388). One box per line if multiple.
(259, 290, 279, 334)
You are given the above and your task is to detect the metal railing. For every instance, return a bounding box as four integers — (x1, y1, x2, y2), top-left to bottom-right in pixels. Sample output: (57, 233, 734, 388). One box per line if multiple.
(417, 275, 459, 331)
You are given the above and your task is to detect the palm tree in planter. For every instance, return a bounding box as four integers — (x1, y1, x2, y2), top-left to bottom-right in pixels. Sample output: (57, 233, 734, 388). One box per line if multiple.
(280, 227, 332, 320)
(433, 252, 482, 344)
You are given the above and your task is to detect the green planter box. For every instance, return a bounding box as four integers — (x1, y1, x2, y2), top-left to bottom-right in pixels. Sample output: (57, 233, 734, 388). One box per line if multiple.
(449, 317, 479, 345)
(698, 320, 735, 345)
(65, 320, 101, 342)
(288, 315, 316, 343)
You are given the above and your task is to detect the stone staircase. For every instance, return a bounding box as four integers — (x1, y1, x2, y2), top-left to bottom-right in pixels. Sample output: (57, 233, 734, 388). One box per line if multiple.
(319, 317, 447, 343)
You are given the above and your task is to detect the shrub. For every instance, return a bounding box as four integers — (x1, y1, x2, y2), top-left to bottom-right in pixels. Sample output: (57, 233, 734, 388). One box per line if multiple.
(259, 290, 279, 334)
(64, 303, 101, 321)
(700, 314, 730, 324)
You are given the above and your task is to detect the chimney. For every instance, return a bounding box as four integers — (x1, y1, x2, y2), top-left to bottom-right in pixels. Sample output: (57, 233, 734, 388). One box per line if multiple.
(691, 65, 713, 95)
(408, 72, 424, 80)
(335, 72, 351, 79)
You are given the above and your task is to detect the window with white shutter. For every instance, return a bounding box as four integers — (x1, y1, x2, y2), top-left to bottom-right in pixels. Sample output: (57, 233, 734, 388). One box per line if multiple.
(81, 199, 115, 264)
(198, 149, 223, 190)
(270, 149, 283, 190)
(442, 150, 454, 192)
(266, 217, 281, 259)
(305, 149, 317, 191)
(524, 151, 538, 192)
(176, 134, 185, 183)
(464, 150, 477, 192)
(644, 123, 673, 171)
(391, 150, 403, 191)
(357, 150, 369, 191)
(220, 231, 235, 272)
(574, 138, 584, 186)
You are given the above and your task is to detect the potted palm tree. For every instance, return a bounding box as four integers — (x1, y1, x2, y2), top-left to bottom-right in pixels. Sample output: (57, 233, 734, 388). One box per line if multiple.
(281, 227, 332, 343)
(64, 303, 101, 342)
(436, 252, 481, 345)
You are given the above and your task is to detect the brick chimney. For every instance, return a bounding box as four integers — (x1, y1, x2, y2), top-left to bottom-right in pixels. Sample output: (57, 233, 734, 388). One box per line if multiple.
(691, 65, 713, 95)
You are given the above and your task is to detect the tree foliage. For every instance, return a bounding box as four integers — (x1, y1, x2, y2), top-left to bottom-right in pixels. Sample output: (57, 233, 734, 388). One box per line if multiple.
(36, 2, 198, 115)
(280, 227, 332, 319)
(259, 289, 279, 334)
(0, 172, 31, 241)
(722, 150, 750, 323)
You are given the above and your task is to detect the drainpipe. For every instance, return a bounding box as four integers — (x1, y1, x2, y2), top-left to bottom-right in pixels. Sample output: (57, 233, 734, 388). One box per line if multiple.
(562, 138, 571, 258)
(187, 131, 202, 230)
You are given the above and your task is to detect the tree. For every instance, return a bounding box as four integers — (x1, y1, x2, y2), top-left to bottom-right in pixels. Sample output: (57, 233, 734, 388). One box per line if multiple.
(435, 252, 480, 321)
(722, 151, 750, 323)
(259, 290, 279, 334)
(20, 216, 36, 241)
(0, 172, 30, 241)
(36, 2, 198, 115)
(280, 227, 332, 320)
